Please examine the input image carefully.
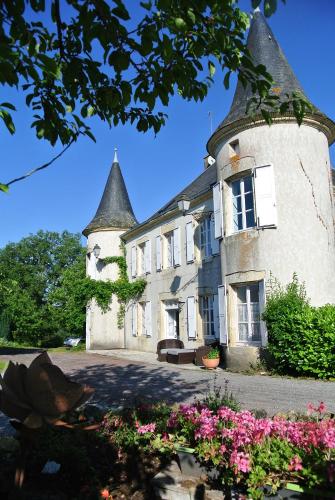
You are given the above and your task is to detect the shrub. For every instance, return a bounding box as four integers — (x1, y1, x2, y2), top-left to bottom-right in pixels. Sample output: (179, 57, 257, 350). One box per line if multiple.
(263, 274, 335, 379)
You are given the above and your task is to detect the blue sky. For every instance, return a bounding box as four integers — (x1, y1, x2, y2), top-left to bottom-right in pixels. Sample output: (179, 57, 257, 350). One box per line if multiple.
(1, 0, 334, 248)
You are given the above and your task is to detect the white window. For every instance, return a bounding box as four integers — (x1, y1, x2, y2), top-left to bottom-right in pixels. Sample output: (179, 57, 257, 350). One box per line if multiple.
(213, 182, 223, 238)
(232, 175, 255, 231)
(254, 164, 277, 227)
(200, 217, 212, 259)
(139, 301, 151, 337)
(187, 296, 196, 339)
(186, 222, 194, 263)
(138, 241, 151, 275)
(236, 283, 261, 343)
(156, 235, 162, 271)
(165, 228, 181, 268)
(131, 246, 136, 278)
(166, 232, 174, 268)
(200, 296, 215, 337)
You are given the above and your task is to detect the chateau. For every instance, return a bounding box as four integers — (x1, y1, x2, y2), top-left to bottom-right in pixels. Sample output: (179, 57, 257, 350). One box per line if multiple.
(83, 11, 335, 370)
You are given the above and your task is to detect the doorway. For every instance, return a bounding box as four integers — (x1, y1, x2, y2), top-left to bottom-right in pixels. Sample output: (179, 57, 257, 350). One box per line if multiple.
(164, 301, 180, 339)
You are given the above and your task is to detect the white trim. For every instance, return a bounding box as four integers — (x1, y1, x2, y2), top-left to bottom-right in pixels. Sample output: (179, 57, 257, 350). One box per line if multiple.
(254, 164, 277, 228)
(218, 285, 228, 345)
(187, 296, 196, 339)
(186, 221, 194, 263)
(156, 235, 162, 271)
(213, 182, 223, 238)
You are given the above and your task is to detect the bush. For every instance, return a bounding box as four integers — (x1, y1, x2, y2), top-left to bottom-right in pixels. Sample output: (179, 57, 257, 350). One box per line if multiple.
(263, 274, 335, 379)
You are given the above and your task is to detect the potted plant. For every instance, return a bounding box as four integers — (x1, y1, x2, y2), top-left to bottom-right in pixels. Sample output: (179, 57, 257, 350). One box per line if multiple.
(202, 347, 220, 369)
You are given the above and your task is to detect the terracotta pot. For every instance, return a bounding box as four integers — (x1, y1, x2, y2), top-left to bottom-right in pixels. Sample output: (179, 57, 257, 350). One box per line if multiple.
(202, 357, 220, 369)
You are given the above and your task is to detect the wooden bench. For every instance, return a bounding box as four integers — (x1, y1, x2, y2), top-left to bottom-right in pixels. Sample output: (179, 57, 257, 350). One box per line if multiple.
(166, 348, 196, 364)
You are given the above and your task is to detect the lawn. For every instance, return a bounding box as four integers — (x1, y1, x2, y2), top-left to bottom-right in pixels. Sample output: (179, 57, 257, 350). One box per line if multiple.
(0, 360, 7, 372)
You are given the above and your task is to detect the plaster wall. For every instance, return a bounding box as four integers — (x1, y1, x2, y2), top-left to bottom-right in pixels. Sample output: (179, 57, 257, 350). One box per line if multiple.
(215, 123, 335, 351)
(123, 198, 222, 353)
(86, 229, 125, 349)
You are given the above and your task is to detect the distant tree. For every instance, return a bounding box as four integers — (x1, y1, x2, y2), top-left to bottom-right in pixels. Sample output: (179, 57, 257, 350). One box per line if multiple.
(0, 230, 85, 344)
(0, 0, 309, 192)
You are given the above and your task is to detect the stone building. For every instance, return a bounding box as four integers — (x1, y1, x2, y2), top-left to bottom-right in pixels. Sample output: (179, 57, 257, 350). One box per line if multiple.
(83, 11, 335, 370)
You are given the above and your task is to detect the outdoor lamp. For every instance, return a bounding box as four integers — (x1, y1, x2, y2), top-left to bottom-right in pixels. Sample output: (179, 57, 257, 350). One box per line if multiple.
(177, 197, 190, 214)
(93, 244, 101, 259)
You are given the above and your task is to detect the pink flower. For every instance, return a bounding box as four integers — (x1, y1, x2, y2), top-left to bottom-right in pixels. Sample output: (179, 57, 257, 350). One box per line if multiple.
(318, 402, 327, 414)
(230, 451, 251, 473)
(220, 444, 227, 454)
(288, 455, 303, 472)
(137, 422, 156, 434)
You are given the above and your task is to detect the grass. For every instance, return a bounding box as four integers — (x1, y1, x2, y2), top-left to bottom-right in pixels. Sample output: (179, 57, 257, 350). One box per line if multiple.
(0, 360, 7, 372)
(0, 338, 85, 353)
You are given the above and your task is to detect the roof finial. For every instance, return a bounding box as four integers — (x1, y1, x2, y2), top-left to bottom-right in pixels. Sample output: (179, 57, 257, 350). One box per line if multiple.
(253, 6, 261, 13)
(113, 147, 118, 163)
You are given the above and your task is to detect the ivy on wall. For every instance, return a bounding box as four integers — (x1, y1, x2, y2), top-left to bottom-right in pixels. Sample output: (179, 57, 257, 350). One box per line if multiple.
(85, 252, 146, 328)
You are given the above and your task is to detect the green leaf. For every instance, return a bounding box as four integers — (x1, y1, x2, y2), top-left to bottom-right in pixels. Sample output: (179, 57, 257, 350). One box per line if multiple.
(223, 71, 231, 90)
(175, 18, 186, 30)
(0, 183, 9, 193)
(187, 9, 196, 24)
(0, 110, 15, 134)
(208, 61, 216, 78)
(0, 102, 16, 111)
(264, 0, 277, 17)
(261, 108, 272, 124)
(251, 0, 262, 8)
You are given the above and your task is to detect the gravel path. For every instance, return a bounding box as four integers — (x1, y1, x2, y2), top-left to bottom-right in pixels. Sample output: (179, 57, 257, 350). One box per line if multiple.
(1, 349, 334, 435)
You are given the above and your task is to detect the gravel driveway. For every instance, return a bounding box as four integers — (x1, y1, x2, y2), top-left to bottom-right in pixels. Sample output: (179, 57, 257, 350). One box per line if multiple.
(1, 349, 334, 435)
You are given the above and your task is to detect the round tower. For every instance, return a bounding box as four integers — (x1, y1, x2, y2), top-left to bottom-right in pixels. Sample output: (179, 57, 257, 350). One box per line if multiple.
(83, 150, 138, 350)
(207, 11, 335, 369)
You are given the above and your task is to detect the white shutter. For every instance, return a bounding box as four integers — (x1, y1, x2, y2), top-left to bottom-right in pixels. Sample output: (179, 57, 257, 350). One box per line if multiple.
(156, 236, 162, 271)
(259, 279, 267, 346)
(210, 217, 220, 255)
(144, 240, 151, 274)
(213, 294, 219, 339)
(187, 296, 196, 339)
(185, 222, 194, 263)
(131, 303, 137, 337)
(173, 227, 181, 266)
(145, 301, 152, 337)
(254, 164, 277, 228)
(131, 246, 136, 277)
(213, 182, 223, 238)
(218, 285, 228, 345)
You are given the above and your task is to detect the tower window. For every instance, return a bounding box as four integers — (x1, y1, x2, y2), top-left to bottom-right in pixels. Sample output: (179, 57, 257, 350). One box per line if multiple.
(229, 139, 240, 157)
(232, 175, 255, 231)
(236, 284, 261, 343)
(200, 217, 212, 259)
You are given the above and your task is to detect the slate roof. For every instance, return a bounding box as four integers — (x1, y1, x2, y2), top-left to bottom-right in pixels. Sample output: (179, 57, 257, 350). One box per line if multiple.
(123, 162, 217, 238)
(83, 159, 138, 236)
(208, 10, 335, 150)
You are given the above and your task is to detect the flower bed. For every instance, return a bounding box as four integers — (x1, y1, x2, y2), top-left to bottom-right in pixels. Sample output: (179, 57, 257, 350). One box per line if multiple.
(101, 402, 335, 499)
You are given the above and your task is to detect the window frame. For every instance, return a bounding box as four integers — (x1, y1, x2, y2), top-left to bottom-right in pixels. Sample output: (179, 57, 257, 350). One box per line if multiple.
(231, 174, 256, 232)
(199, 217, 212, 259)
(200, 295, 215, 338)
(235, 283, 261, 345)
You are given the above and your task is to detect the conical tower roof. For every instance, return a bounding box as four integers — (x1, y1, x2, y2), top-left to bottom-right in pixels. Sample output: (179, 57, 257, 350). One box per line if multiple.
(207, 10, 335, 153)
(83, 151, 138, 237)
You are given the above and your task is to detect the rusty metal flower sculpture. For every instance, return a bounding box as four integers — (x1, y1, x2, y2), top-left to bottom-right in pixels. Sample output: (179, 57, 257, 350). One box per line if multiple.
(0, 352, 95, 497)
(0, 351, 94, 429)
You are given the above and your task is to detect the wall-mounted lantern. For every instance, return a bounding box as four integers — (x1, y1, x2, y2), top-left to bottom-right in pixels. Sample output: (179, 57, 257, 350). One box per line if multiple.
(93, 244, 101, 259)
(177, 196, 190, 215)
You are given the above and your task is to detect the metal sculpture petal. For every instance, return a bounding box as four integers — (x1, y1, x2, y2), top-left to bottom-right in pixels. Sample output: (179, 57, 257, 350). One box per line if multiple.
(0, 352, 94, 428)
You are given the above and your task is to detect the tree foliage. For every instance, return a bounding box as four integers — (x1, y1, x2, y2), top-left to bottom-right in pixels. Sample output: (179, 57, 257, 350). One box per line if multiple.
(0, 0, 308, 191)
(0, 230, 85, 344)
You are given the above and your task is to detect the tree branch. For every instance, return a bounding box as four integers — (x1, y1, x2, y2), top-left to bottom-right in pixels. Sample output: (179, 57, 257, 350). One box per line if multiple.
(5, 138, 76, 188)
(54, 0, 65, 60)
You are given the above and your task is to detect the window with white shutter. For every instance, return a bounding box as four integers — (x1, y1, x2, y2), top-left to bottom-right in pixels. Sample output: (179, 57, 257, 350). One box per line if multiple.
(254, 164, 277, 228)
(156, 236, 162, 271)
(145, 301, 152, 337)
(131, 246, 136, 278)
(144, 240, 151, 274)
(131, 303, 137, 337)
(210, 216, 220, 255)
(213, 182, 223, 238)
(258, 279, 267, 346)
(213, 294, 219, 339)
(186, 222, 194, 263)
(187, 296, 196, 339)
(173, 227, 181, 266)
(218, 285, 228, 344)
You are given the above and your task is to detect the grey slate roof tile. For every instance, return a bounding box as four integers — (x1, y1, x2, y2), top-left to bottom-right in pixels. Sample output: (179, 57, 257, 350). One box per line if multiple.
(83, 160, 138, 236)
